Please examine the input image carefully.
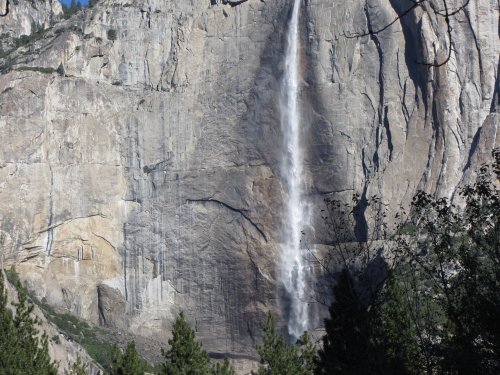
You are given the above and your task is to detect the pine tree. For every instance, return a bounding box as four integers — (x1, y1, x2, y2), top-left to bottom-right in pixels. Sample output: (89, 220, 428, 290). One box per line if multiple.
(374, 272, 422, 375)
(111, 341, 147, 375)
(297, 331, 318, 375)
(62, 0, 80, 19)
(66, 355, 88, 375)
(160, 312, 212, 375)
(0, 269, 17, 373)
(257, 313, 316, 375)
(315, 269, 378, 375)
(0, 270, 58, 375)
(69, 0, 77, 14)
(211, 358, 235, 375)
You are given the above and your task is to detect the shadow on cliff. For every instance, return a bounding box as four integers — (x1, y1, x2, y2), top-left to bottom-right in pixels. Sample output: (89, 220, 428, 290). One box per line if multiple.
(388, 0, 430, 112)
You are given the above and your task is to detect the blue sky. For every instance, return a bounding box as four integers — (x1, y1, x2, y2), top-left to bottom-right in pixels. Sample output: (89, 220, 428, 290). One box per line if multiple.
(60, 0, 89, 6)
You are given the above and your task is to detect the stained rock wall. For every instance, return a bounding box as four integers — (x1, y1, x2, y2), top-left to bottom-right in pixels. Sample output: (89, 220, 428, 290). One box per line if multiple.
(0, 0, 498, 369)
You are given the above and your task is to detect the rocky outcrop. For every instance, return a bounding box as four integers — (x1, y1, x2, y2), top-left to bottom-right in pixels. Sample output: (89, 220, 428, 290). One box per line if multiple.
(0, 0, 62, 49)
(0, 0, 497, 372)
(98, 283, 126, 328)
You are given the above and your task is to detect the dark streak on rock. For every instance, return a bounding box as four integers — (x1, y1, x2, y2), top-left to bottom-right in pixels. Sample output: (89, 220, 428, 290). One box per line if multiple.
(383, 106, 393, 161)
(46, 164, 54, 256)
(364, 3, 386, 170)
(186, 198, 267, 242)
(224, 0, 248, 7)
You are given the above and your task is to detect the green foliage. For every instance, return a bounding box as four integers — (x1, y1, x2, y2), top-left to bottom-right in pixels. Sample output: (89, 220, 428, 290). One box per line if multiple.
(51, 335, 61, 345)
(316, 148, 500, 375)
(315, 150, 500, 375)
(0, 48, 8, 59)
(14, 33, 41, 49)
(393, 150, 500, 375)
(62, 0, 82, 19)
(107, 29, 118, 41)
(374, 272, 423, 375)
(257, 313, 316, 375)
(4, 267, 20, 286)
(160, 312, 211, 375)
(0, 24, 49, 72)
(82, 341, 114, 371)
(315, 270, 378, 375)
(66, 355, 88, 375)
(110, 341, 147, 375)
(212, 358, 235, 375)
(25, 284, 113, 370)
(397, 222, 418, 236)
(16, 66, 56, 74)
(0, 269, 59, 374)
(56, 63, 65, 76)
(160, 312, 234, 375)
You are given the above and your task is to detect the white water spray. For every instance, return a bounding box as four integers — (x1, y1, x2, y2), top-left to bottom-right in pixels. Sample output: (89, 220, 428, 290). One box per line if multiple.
(280, 0, 311, 339)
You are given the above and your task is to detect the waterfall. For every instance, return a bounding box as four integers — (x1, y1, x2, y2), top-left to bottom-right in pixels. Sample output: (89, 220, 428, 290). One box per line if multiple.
(280, 0, 310, 339)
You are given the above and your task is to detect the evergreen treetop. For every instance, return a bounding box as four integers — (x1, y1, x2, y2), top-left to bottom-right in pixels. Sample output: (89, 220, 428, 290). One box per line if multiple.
(111, 341, 147, 375)
(160, 312, 219, 375)
(257, 313, 316, 375)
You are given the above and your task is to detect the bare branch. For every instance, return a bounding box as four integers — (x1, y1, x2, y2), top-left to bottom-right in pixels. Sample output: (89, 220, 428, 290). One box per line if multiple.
(429, 0, 470, 17)
(344, 0, 426, 38)
(343, 0, 470, 67)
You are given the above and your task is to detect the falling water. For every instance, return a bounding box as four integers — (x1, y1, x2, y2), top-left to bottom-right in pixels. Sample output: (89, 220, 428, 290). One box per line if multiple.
(280, 0, 310, 339)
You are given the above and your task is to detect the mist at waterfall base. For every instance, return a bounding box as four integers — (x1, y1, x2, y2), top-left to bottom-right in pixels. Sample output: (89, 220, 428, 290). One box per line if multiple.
(279, 0, 315, 340)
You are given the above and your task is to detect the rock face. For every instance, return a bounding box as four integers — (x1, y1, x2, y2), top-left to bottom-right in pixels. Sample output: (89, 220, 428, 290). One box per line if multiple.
(0, 0, 498, 370)
(0, 0, 62, 46)
(97, 283, 126, 328)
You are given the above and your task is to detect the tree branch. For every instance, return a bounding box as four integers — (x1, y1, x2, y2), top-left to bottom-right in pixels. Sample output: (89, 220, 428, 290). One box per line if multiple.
(343, 0, 470, 67)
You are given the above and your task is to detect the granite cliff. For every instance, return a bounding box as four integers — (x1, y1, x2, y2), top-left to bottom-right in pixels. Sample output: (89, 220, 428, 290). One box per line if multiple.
(0, 0, 498, 371)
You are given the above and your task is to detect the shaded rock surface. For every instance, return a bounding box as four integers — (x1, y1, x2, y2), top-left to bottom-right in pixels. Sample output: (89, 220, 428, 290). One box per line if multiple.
(0, 0, 498, 372)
